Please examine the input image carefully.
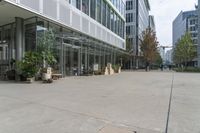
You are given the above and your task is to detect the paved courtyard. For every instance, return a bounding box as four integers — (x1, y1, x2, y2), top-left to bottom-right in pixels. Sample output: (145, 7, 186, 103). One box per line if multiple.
(0, 71, 200, 133)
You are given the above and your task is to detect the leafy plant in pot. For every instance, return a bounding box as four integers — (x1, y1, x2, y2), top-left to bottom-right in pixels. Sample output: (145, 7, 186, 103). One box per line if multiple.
(17, 51, 39, 83)
(37, 29, 57, 81)
(112, 64, 121, 73)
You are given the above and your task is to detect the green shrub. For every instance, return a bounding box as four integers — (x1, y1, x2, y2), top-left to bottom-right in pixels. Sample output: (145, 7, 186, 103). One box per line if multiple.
(112, 64, 121, 73)
(17, 51, 39, 78)
(174, 67, 200, 73)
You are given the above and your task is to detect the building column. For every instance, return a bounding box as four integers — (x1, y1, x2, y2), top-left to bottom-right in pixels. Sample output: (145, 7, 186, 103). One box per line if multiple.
(10, 24, 15, 60)
(15, 17, 24, 62)
(0, 27, 3, 42)
(60, 37, 64, 77)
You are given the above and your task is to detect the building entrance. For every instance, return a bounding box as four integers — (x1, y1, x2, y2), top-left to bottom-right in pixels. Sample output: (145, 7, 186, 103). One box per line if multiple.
(63, 43, 81, 76)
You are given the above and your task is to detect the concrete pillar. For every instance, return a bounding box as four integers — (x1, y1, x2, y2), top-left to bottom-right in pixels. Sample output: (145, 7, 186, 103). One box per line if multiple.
(78, 48, 81, 76)
(15, 17, 24, 61)
(60, 37, 64, 77)
(0, 27, 3, 42)
(10, 24, 15, 60)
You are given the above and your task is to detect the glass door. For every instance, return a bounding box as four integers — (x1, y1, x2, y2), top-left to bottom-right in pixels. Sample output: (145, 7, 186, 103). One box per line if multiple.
(63, 43, 81, 76)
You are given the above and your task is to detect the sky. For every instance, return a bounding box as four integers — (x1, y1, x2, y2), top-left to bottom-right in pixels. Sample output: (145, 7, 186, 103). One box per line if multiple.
(149, 0, 197, 46)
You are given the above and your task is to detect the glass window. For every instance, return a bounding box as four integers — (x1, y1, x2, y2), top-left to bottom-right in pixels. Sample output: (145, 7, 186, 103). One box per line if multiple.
(114, 13, 117, 34)
(126, 1, 133, 10)
(116, 15, 119, 35)
(126, 13, 133, 22)
(71, 0, 81, 10)
(106, 5, 111, 29)
(82, 0, 89, 15)
(111, 10, 114, 32)
(102, 0, 107, 26)
(90, 0, 96, 19)
(97, 0, 101, 23)
(24, 18, 37, 51)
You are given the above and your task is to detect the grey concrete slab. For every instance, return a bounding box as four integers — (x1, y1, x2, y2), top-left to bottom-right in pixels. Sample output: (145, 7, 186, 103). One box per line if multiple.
(0, 71, 199, 133)
(168, 73, 200, 133)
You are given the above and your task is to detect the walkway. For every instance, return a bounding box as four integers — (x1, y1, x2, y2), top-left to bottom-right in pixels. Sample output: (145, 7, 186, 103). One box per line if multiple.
(0, 71, 199, 133)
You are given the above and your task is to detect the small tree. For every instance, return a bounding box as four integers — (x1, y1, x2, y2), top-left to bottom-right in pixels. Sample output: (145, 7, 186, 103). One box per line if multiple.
(140, 28, 159, 71)
(37, 29, 57, 68)
(173, 32, 197, 67)
(155, 51, 163, 66)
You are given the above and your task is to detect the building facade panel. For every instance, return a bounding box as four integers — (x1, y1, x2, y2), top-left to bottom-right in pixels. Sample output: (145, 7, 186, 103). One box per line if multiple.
(5, 0, 125, 49)
(20, 0, 40, 12)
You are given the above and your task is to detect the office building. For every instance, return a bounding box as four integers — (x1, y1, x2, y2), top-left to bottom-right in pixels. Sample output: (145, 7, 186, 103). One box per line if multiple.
(0, 0, 126, 77)
(173, 10, 198, 47)
(173, 10, 198, 66)
(126, 0, 150, 68)
(149, 15, 155, 32)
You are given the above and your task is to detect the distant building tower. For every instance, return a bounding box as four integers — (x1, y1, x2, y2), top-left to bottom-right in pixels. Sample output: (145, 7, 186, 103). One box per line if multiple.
(165, 49, 173, 64)
(126, 0, 151, 68)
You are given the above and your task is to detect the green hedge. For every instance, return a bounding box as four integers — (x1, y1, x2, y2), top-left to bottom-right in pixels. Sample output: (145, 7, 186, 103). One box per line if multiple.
(174, 67, 200, 73)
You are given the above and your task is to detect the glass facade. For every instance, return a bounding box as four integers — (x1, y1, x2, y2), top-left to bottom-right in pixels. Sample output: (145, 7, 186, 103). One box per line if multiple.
(0, 16, 125, 78)
(97, 0, 101, 23)
(71, 0, 81, 10)
(69, 0, 125, 39)
(82, 0, 89, 15)
(90, 0, 96, 19)
(110, 0, 125, 17)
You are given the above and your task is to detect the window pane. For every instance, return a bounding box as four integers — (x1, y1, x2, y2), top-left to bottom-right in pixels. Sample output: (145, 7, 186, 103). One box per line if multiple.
(71, 0, 81, 10)
(102, 0, 106, 26)
(111, 10, 114, 32)
(97, 0, 101, 23)
(82, 0, 89, 15)
(90, 0, 96, 19)
(106, 5, 111, 29)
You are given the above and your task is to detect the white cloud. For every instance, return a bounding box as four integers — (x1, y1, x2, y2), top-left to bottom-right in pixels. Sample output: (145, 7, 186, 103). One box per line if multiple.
(149, 0, 197, 46)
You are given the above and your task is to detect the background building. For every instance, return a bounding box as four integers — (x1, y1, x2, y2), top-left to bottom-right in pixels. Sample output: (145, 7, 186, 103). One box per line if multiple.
(126, 0, 150, 68)
(173, 10, 198, 47)
(173, 10, 198, 66)
(149, 15, 156, 32)
(165, 49, 173, 64)
(0, 0, 126, 78)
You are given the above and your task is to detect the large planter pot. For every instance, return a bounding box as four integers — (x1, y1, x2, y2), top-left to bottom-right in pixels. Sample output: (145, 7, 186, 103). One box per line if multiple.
(118, 67, 121, 73)
(26, 77, 34, 83)
(42, 73, 51, 81)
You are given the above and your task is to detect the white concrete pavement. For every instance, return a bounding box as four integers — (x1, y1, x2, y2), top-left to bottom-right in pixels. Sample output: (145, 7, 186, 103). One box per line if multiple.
(0, 71, 199, 133)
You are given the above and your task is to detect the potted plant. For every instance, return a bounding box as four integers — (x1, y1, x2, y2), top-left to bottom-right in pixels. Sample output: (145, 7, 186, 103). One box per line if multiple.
(18, 52, 39, 83)
(37, 29, 57, 82)
(112, 64, 121, 73)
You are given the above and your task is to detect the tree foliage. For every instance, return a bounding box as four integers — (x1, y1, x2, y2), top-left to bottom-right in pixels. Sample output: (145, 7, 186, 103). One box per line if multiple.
(140, 28, 159, 65)
(173, 32, 197, 66)
(37, 29, 57, 67)
(17, 51, 39, 78)
(155, 51, 163, 65)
